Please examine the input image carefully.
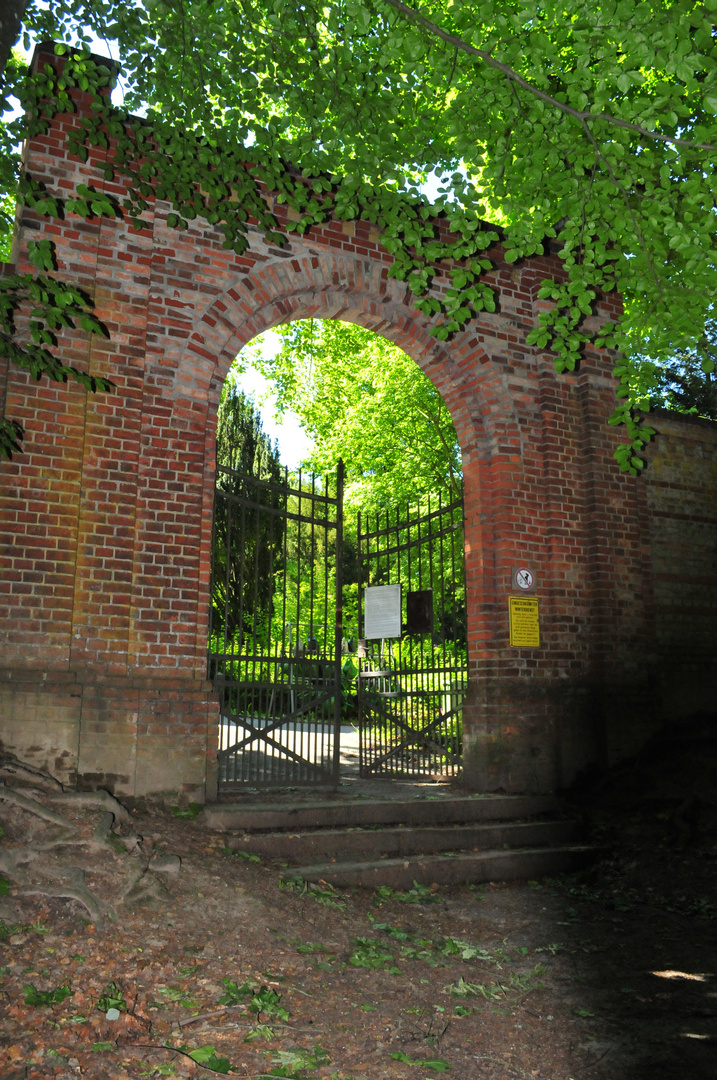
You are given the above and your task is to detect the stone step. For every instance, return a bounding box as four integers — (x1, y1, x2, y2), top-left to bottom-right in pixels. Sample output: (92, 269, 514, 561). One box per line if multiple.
(289, 844, 594, 890)
(200, 794, 559, 833)
(225, 818, 578, 864)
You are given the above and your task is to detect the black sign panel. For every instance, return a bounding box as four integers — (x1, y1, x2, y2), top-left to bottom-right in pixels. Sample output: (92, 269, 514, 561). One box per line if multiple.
(406, 589, 433, 634)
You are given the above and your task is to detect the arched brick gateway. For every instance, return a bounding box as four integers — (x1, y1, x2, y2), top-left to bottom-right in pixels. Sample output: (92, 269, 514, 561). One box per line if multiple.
(2, 47, 716, 800)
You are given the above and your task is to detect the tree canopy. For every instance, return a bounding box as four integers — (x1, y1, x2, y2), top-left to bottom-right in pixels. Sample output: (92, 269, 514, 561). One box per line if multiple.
(243, 320, 462, 511)
(2, 1, 717, 467)
(634, 318, 717, 419)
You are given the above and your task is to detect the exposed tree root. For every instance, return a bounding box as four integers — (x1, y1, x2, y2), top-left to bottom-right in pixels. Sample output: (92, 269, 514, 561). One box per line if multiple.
(50, 789, 132, 826)
(0, 783, 74, 828)
(0, 759, 180, 927)
(119, 863, 169, 906)
(0, 847, 35, 886)
(0, 758, 64, 793)
(19, 866, 105, 924)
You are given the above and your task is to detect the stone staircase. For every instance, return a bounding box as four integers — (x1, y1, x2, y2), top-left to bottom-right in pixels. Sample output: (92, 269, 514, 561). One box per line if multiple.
(199, 794, 592, 889)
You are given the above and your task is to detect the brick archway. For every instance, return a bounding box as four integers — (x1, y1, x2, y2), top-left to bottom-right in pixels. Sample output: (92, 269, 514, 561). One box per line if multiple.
(4, 46, 715, 801)
(183, 267, 517, 672)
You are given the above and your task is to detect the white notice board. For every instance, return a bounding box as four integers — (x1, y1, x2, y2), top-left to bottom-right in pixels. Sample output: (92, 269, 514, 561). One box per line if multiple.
(364, 584, 402, 639)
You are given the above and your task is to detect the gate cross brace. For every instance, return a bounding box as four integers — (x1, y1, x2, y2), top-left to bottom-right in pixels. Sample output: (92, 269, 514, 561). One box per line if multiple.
(217, 690, 335, 758)
(362, 702, 463, 771)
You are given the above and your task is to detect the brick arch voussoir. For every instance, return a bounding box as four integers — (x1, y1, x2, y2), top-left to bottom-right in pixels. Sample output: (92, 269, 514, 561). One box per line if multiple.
(181, 255, 520, 457)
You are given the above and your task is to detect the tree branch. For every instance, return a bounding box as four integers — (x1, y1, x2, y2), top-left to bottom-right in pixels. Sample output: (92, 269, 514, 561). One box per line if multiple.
(381, 0, 716, 153)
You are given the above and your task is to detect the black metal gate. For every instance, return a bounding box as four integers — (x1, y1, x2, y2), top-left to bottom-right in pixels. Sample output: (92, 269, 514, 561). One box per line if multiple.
(209, 462, 343, 789)
(357, 494, 467, 779)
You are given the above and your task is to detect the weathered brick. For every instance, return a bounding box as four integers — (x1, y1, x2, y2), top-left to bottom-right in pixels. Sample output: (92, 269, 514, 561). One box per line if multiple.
(1, 46, 715, 798)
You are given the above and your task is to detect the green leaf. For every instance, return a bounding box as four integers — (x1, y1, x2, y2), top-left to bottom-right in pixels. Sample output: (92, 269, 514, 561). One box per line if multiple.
(218, 977, 253, 1006)
(96, 982, 126, 1012)
(188, 1045, 235, 1072)
(390, 1051, 450, 1071)
(189, 1045, 219, 1062)
(223, 848, 261, 863)
(25, 983, 73, 1006)
(27, 239, 56, 272)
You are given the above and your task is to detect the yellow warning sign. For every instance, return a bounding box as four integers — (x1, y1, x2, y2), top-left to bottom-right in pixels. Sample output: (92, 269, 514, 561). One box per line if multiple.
(509, 596, 540, 648)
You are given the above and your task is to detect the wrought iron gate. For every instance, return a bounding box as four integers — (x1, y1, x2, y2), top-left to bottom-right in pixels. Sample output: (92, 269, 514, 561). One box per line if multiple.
(357, 494, 467, 779)
(209, 462, 343, 789)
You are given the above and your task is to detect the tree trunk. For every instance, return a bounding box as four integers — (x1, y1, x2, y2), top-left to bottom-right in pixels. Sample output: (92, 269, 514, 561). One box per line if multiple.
(0, 0, 29, 83)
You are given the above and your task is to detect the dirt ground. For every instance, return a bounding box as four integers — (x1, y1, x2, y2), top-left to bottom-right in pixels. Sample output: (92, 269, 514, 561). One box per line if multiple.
(1, 724, 716, 1080)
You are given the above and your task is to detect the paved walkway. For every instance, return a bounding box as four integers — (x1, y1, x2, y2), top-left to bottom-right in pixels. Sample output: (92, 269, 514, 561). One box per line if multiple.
(216, 722, 461, 803)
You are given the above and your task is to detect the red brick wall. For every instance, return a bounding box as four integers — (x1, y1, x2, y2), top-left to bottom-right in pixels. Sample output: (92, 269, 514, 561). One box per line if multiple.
(1, 47, 715, 797)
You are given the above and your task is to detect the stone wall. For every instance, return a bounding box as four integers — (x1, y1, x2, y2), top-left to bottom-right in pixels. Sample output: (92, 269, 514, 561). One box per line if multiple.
(642, 412, 717, 740)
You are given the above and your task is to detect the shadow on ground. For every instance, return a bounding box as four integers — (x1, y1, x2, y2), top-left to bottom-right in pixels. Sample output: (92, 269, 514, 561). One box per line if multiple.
(0, 714, 715, 1079)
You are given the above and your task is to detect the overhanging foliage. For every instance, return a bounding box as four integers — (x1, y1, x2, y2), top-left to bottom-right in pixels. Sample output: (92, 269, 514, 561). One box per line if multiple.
(2, 1, 717, 469)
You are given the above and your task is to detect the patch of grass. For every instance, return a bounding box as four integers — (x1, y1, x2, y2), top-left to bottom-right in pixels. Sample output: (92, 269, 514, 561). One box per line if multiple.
(466, 884, 486, 898)
(446, 976, 502, 1003)
(279, 876, 345, 910)
(171, 802, 202, 820)
(218, 978, 290, 1021)
(222, 847, 261, 863)
(249, 989, 289, 1019)
(373, 881, 443, 906)
(296, 941, 327, 953)
(349, 937, 400, 973)
(544, 876, 602, 903)
(295, 941, 337, 967)
(399, 942, 436, 964)
(157, 986, 201, 1010)
(295, 941, 336, 967)
(690, 897, 717, 920)
(390, 1050, 451, 1071)
(445, 963, 547, 1005)
(244, 1023, 276, 1042)
(218, 978, 254, 1007)
(370, 920, 514, 967)
(254, 1045, 330, 1078)
(437, 937, 493, 961)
